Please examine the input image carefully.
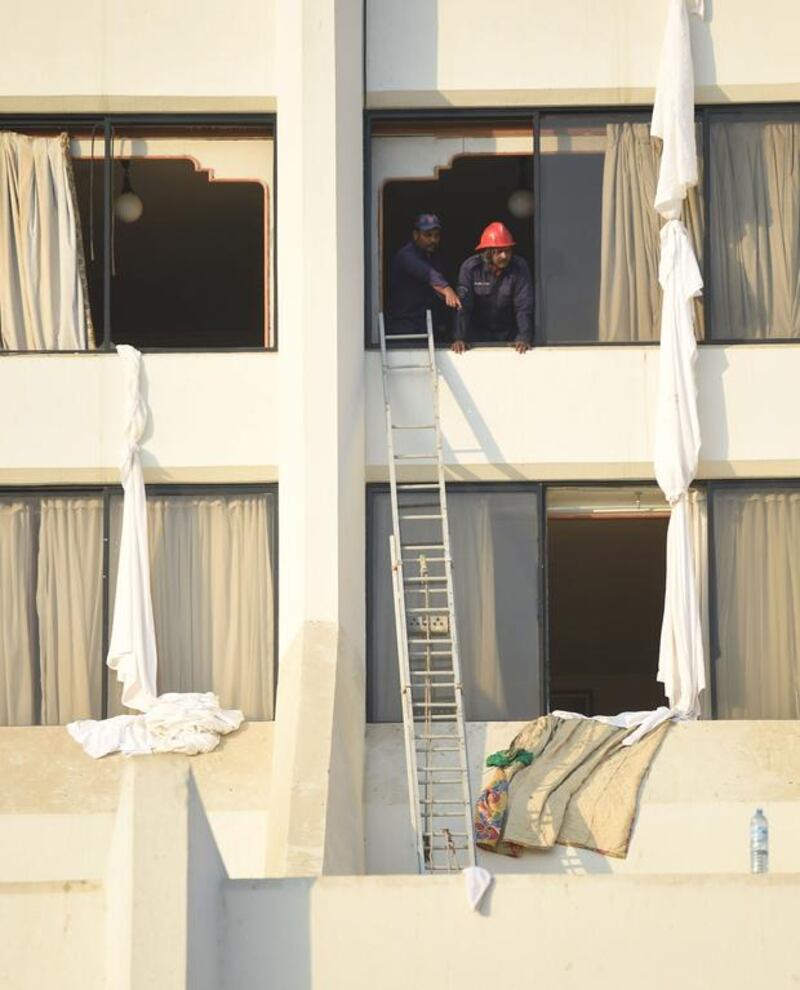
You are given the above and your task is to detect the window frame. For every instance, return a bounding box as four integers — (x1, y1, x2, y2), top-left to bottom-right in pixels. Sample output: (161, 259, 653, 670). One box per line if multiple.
(367, 478, 706, 723)
(0, 481, 279, 721)
(0, 112, 278, 355)
(365, 102, 800, 350)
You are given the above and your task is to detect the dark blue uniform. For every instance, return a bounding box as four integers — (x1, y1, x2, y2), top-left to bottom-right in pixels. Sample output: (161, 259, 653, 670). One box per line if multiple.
(387, 241, 448, 334)
(454, 254, 533, 344)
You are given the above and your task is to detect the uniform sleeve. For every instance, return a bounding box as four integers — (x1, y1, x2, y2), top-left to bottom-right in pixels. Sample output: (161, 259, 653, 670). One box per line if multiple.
(397, 248, 448, 289)
(513, 262, 534, 343)
(454, 261, 474, 342)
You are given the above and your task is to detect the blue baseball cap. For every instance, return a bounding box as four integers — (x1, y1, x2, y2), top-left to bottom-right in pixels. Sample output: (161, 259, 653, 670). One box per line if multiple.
(414, 212, 442, 231)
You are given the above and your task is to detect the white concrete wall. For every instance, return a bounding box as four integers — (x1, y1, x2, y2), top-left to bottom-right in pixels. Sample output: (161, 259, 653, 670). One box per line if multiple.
(367, 345, 800, 480)
(0, 724, 274, 880)
(0, 353, 279, 483)
(365, 721, 800, 876)
(367, 0, 800, 107)
(0, 0, 276, 110)
(224, 871, 800, 989)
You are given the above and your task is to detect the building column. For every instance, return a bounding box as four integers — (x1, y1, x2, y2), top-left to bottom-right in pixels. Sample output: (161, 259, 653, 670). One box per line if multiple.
(266, 0, 366, 876)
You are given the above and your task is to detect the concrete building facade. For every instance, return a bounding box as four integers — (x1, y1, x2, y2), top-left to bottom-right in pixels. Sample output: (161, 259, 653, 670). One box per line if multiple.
(1, 1, 800, 986)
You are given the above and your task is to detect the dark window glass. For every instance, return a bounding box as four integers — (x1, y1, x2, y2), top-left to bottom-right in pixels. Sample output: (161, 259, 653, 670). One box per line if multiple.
(368, 488, 542, 721)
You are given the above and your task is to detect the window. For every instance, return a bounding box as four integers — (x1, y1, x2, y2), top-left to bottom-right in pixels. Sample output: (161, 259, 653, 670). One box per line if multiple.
(0, 486, 276, 725)
(709, 111, 800, 341)
(368, 482, 706, 722)
(0, 117, 274, 352)
(711, 483, 800, 718)
(369, 105, 800, 345)
(368, 485, 542, 721)
(370, 118, 533, 346)
(546, 486, 671, 715)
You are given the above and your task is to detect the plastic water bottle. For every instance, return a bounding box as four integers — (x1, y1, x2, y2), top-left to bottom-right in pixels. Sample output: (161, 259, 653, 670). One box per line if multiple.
(750, 808, 769, 874)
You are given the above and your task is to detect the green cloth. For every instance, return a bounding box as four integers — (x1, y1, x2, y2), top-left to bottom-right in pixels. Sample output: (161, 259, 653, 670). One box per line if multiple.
(485, 748, 534, 769)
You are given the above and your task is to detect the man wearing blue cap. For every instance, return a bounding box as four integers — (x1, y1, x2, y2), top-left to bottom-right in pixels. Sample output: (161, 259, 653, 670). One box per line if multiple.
(387, 213, 461, 336)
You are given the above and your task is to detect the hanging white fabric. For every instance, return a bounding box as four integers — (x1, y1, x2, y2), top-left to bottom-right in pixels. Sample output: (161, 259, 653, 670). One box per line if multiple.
(651, 0, 706, 720)
(67, 346, 243, 757)
(106, 345, 159, 711)
(651, 0, 699, 219)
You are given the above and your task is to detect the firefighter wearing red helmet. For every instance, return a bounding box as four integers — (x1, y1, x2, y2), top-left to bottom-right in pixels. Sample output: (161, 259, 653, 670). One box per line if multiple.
(452, 221, 532, 354)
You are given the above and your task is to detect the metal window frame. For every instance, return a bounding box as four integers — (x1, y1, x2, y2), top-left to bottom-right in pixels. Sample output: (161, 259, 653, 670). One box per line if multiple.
(364, 101, 800, 349)
(0, 112, 278, 355)
(366, 478, 690, 723)
(0, 481, 279, 722)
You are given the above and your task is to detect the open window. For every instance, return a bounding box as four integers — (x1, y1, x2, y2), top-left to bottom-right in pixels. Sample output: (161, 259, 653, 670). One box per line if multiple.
(370, 118, 533, 345)
(546, 486, 671, 715)
(0, 119, 274, 351)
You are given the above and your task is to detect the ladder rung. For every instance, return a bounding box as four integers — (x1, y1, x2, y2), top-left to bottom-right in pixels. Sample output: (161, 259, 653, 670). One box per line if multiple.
(413, 714, 461, 721)
(423, 831, 470, 839)
(410, 670, 456, 677)
(415, 733, 461, 741)
(400, 513, 443, 520)
(405, 606, 449, 613)
(395, 454, 437, 461)
(420, 801, 471, 808)
(402, 543, 444, 550)
(416, 746, 462, 753)
(408, 637, 452, 643)
(412, 701, 458, 709)
(397, 483, 441, 490)
(418, 777, 464, 785)
(386, 363, 432, 371)
(392, 424, 436, 430)
(385, 333, 428, 340)
(404, 576, 448, 584)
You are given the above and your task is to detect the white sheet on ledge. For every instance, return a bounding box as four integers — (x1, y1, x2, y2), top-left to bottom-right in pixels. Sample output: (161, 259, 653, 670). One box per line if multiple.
(67, 346, 243, 758)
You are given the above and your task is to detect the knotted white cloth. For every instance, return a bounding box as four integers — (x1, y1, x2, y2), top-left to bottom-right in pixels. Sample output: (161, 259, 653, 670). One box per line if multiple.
(67, 347, 243, 757)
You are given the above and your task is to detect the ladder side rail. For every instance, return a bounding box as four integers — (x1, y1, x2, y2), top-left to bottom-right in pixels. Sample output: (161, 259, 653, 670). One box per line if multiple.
(379, 312, 427, 874)
(426, 310, 477, 868)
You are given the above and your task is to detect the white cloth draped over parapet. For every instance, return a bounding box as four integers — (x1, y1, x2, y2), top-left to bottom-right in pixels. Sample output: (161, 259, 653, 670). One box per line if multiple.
(0, 132, 93, 350)
(68, 346, 243, 757)
(652, 0, 706, 720)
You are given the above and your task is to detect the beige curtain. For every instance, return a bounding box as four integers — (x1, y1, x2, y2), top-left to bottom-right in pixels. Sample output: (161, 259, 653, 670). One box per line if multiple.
(686, 489, 712, 718)
(714, 488, 800, 718)
(0, 501, 38, 724)
(36, 498, 103, 724)
(370, 491, 541, 721)
(599, 122, 704, 341)
(109, 493, 275, 719)
(710, 122, 800, 339)
(0, 132, 94, 351)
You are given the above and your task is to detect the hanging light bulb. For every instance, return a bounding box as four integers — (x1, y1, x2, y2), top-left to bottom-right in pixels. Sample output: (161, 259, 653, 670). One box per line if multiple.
(507, 154, 534, 219)
(114, 160, 144, 224)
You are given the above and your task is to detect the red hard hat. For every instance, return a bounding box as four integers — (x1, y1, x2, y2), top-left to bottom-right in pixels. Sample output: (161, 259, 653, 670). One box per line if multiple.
(475, 221, 515, 251)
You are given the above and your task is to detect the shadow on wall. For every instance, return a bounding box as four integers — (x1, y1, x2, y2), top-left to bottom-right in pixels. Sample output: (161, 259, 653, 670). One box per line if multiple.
(690, 0, 718, 92)
(439, 357, 528, 481)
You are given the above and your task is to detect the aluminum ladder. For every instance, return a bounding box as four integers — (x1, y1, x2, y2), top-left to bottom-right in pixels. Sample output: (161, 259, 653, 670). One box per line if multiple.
(378, 310, 476, 874)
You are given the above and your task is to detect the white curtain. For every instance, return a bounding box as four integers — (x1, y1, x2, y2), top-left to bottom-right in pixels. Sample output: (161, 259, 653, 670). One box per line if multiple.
(0, 501, 38, 724)
(714, 488, 800, 719)
(599, 122, 704, 342)
(687, 489, 712, 719)
(36, 498, 103, 724)
(370, 491, 540, 722)
(710, 121, 800, 339)
(109, 493, 275, 720)
(0, 132, 93, 351)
